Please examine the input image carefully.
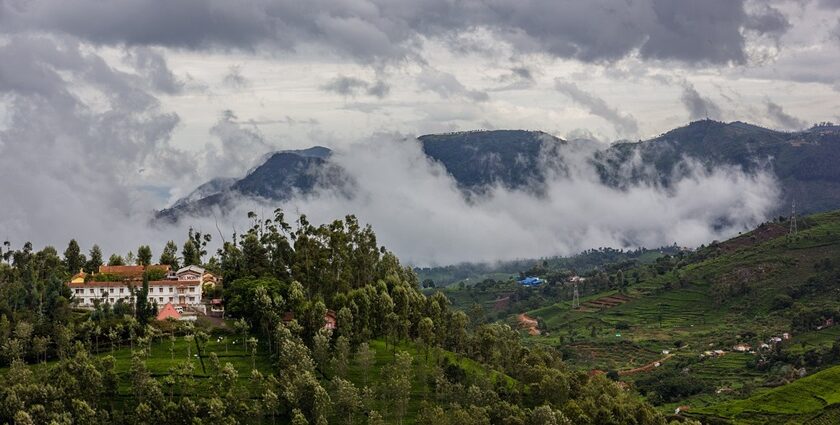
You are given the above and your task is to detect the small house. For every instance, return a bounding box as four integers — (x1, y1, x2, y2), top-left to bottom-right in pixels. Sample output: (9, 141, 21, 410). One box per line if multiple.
(324, 310, 337, 330)
(518, 277, 543, 287)
(210, 299, 224, 313)
(157, 303, 182, 321)
(733, 344, 751, 352)
(71, 270, 87, 284)
(281, 311, 337, 330)
(202, 272, 219, 289)
(176, 265, 204, 281)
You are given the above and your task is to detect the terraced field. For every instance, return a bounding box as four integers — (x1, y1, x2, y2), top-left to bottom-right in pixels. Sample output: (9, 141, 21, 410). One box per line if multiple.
(578, 293, 632, 312)
(695, 364, 840, 420)
(518, 211, 840, 422)
(805, 405, 840, 425)
(688, 353, 765, 385)
(560, 341, 662, 371)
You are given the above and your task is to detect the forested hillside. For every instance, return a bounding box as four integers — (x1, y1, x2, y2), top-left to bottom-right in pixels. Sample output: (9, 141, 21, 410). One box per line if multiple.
(0, 211, 683, 424)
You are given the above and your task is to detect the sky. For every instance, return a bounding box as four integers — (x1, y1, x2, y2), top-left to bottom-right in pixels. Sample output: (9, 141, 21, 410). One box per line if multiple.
(1, 0, 840, 265)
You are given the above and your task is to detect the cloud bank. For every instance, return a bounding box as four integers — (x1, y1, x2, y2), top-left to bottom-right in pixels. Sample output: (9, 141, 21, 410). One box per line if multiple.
(0, 0, 790, 65)
(230, 134, 780, 265)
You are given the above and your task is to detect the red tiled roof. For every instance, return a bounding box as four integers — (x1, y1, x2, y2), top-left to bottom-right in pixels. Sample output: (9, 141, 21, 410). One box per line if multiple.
(97, 264, 171, 277)
(68, 280, 201, 288)
(156, 303, 181, 321)
(98, 265, 145, 275)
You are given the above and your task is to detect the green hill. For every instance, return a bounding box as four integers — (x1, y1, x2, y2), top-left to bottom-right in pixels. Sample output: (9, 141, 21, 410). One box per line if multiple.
(514, 210, 840, 422)
(693, 364, 840, 423)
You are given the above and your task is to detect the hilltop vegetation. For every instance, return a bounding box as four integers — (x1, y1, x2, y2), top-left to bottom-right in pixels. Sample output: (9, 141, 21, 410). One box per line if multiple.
(0, 210, 683, 424)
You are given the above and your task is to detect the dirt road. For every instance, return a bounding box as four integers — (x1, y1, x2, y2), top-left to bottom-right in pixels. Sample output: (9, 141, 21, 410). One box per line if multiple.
(518, 313, 541, 336)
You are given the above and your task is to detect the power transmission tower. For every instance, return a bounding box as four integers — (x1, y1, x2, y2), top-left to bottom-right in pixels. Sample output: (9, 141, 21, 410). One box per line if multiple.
(572, 282, 580, 309)
(789, 200, 798, 235)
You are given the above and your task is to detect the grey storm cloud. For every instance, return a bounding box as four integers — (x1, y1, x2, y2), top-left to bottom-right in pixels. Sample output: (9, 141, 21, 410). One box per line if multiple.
(0, 0, 791, 65)
(818, 0, 840, 9)
(321, 75, 391, 98)
(124, 47, 185, 94)
(765, 100, 808, 130)
(492, 66, 537, 91)
(511, 67, 534, 82)
(744, 4, 790, 36)
(832, 19, 840, 42)
(0, 35, 189, 253)
(554, 80, 639, 136)
(416, 69, 489, 102)
(680, 83, 722, 121)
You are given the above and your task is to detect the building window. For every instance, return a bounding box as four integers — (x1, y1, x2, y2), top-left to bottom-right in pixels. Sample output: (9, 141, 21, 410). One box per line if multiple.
(90, 289, 95, 294)
(109, 288, 114, 293)
(159, 297, 163, 302)
(159, 287, 163, 293)
(189, 297, 195, 302)
(169, 297, 173, 301)
(169, 287, 173, 293)
(120, 288, 124, 294)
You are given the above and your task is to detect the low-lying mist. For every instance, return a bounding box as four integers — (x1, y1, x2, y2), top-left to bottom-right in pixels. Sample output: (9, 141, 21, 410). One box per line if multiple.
(2, 133, 780, 267)
(273, 135, 779, 265)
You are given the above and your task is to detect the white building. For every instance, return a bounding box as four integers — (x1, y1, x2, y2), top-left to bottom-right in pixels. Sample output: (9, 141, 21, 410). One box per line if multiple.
(69, 265, 203, 308)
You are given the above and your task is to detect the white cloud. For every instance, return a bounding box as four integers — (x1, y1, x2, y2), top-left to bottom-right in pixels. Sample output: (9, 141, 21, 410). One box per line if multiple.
(246, 134, 781, 265)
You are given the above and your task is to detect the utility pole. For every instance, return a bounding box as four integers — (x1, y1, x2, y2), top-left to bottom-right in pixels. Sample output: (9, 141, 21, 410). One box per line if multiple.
(789, 200, 798, 235)
(572, 282, 580, 309)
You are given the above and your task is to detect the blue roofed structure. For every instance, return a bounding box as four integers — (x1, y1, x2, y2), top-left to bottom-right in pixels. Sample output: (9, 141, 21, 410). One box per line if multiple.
(518, 276, 543, 287)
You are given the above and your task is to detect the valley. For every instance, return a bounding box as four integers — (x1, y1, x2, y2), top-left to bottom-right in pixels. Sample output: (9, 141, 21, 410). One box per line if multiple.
(433, 210, 840, 424)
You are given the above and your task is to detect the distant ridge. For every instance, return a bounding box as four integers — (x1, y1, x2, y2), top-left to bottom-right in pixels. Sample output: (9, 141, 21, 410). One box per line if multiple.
(157, 121, 840, 223)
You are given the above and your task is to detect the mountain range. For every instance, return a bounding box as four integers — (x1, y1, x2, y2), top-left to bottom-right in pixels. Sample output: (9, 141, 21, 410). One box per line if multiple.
(156, 120, 840, 223)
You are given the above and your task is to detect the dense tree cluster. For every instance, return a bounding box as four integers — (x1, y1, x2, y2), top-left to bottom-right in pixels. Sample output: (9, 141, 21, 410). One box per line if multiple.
(0, 210, 678, 424)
